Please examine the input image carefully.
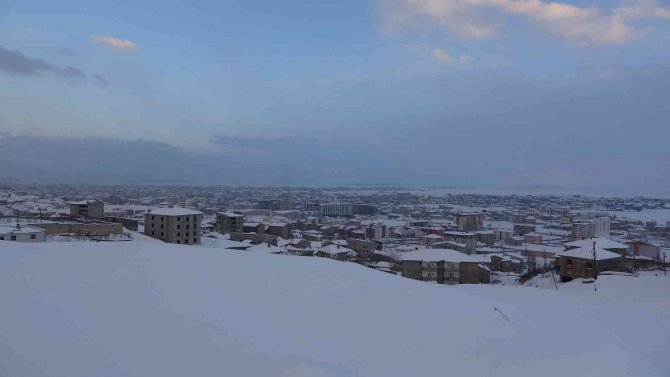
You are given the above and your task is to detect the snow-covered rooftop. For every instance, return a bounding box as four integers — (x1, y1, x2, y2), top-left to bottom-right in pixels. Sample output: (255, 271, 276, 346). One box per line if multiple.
(146, 207, 204, 216)
(318, 244, 355, 255)
(401, 248, 479, 263)
(564, 237, 628, 250)
(217, 211, 243, 218)
(0, 225, 45, 234)
(561, 247, 622, 261)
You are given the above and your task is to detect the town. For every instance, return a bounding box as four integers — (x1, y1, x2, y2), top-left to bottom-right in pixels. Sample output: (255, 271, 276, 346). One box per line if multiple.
(2, 183, 668, 288)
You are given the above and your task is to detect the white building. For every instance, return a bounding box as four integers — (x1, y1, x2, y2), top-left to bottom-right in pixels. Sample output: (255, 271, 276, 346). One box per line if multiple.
(594, 217, 611, 238)
(320, 203, 354, 217)
(0, 224, 46, 242)
(571, 221, 595, 240)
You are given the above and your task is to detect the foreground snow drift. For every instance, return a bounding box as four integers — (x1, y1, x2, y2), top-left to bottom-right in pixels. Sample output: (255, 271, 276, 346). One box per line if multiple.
(0, 241, 668, 376)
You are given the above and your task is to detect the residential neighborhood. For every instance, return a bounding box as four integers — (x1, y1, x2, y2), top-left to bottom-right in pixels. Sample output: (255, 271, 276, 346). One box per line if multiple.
(1, 184, 668, 288)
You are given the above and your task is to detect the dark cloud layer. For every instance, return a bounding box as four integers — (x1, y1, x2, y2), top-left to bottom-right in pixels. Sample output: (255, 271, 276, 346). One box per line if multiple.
(0, 45, 86, 81)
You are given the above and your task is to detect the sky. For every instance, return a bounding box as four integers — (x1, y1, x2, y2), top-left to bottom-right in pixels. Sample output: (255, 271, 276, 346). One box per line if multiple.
(0, 0, 669, 193)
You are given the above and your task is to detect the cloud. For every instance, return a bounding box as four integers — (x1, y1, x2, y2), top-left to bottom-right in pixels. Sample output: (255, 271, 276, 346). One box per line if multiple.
(53, 47, 76, 58)
(0, 45, 86, 81)
(94, 74, 109, 87)
(91, 35, 138, 52)
(383, 0, 670, 45)
(432, 48, 472, 63)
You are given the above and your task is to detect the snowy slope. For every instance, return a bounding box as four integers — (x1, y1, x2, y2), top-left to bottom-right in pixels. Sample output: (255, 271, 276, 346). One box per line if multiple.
(0, 241, 668, 377)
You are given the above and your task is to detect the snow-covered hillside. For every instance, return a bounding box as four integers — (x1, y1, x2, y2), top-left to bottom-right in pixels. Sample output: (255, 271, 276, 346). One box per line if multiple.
(0, 241, 668, 376)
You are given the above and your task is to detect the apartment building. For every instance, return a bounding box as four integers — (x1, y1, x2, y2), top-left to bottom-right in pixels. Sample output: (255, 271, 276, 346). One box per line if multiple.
(346, 238, 376, 259)
(69, 200, 104, 219)
(454, 212, 484, 232)
(594, 217, 611, 237)
(626, 240, 661, 261)
(571, 221, 595, 240)
(320, 203, 354, 217)
(216, 211, 244, 234)
(144, 208, 203, 244)
(441, 231, 478, 254)
(401, 249, 490, 285)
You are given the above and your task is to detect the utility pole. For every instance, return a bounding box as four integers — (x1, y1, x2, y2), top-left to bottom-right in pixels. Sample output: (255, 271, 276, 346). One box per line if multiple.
(664, 252, 667, 277)
(593, 241, 598, 292)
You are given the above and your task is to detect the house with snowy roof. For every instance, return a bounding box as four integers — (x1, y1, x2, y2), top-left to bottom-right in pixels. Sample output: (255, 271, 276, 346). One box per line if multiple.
(0, 224, 45, 243)
(316, 244, 357, 261)
(558, 246, 624, 282)
(564, 237, 628, 256)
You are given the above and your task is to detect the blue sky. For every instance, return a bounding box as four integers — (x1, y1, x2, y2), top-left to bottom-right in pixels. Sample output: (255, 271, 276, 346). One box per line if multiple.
(1, 0, 670, 191)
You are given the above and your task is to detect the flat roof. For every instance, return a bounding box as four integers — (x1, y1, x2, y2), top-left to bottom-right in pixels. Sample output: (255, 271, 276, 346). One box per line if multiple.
(146, 208, 203, 216)
(401, 248, 480, 263)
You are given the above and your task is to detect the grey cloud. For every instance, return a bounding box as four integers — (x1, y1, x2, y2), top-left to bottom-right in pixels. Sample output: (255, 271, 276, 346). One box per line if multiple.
(53, 47, 76, 58)
(95, 74, 109, 86)
(61, 66, 86, 80)
(0, 45, 86, 81)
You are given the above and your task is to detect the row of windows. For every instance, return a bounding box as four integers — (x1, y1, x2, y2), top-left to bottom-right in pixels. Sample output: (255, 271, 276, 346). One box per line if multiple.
(176, 239, 198, 244)
(149, 230, 198, 242)
(150, 216, 192, 222)
(150, 224, 197, 230)
(0, 234, 38, 241)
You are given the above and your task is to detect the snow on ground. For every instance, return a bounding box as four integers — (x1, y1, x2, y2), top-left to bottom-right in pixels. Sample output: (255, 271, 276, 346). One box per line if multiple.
(0, 241, 668, 377)
(606, 208, 670, 225)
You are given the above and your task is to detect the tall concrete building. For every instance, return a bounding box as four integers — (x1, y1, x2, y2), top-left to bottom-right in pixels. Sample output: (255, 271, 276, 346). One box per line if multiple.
(320, 203, 354, 217)
(571, 221, 595, 240)
(594, 217, 611, 238)
(454, 213, 484, 232)
(216, 212, 244, 234)
(69, 200, 104, 219)
(144, 208, 203, 244)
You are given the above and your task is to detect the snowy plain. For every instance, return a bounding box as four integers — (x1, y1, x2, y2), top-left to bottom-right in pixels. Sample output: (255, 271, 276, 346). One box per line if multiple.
(0, 240, 668, 377)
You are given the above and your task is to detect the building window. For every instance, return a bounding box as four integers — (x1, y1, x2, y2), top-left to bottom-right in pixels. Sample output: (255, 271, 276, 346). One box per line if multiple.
(30, 234, 36, 239)
(10, 235, 17, 241)
(193, 238, 197, 243)
(161, 217, 164, 221)
(0, 236, 3, 240)
(184, 239, 189, 244)
(152, 216, 155, 220)
(566, 258, 573, 266)
(177, 232, 180, 237)
(161, 224, 164, 229)
(186, 217, 190, 222)
(177, 217, 180, 221)
(151, 231, 154, 236)
(161, 232, 164, 237)
(186, 225, 189, 230)
(177, 225, 181, 229)
(186, 233, 190, 237)
(176, 240, 180, 244)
